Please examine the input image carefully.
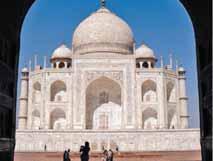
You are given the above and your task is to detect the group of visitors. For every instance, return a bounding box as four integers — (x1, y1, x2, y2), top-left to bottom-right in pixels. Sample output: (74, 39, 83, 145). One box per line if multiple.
(102, 149, 114, 161)
(80, 141, 91, 161)
(63, 142, 90, 161)
(63, 142, 115, 161)
(63, 149, 71, 161)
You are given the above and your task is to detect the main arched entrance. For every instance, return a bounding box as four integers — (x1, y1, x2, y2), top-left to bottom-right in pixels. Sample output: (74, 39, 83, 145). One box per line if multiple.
(85, 76, 122, 129)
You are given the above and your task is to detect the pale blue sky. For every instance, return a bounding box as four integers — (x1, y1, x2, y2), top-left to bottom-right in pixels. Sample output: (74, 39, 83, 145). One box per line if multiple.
(17, 0, 200, 127)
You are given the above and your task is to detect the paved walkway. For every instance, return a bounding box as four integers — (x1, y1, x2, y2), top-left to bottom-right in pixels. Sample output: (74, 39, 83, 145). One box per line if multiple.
(15, 151, 201, 161)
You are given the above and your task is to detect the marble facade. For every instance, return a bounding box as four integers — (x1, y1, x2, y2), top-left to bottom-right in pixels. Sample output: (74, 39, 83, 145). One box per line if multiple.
(16, 4, 200, 152)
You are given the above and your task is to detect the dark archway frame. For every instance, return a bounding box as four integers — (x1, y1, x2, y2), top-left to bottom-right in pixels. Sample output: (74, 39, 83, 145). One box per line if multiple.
(0, 1, 211, 161)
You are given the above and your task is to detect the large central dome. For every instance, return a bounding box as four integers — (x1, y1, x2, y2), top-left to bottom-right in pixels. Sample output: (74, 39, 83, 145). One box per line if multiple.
(72, 7, 134, 55)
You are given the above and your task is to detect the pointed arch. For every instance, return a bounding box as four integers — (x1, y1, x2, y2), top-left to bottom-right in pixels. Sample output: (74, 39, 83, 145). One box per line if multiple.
(168, 108, 177, 129)
(167, 81, 176, 102)
(142, 107, 157, 129)
(32, 82, 41, 103)
(142, 80, 157, 102)
(86, 76, 122, 129)
(50, 108, 66, 130)
(50, 80, 67, 102)
(32, 109, 40, 130)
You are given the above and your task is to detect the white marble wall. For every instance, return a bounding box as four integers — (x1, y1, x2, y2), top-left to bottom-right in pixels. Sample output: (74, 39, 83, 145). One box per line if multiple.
(15, 129, 200, 152)
(19, 53, 189, 133)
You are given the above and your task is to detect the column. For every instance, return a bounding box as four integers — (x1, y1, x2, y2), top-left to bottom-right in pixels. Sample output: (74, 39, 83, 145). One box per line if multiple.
(157, 71, 167, 129)
(64, 62, 68, 68)
(18, 68, 29, 129)
(139, 62, 143, 69)
(56, 61, 60, 69)
(43, 56, 47, 69)
(148, 61, 151, 69)
(178, 68, 189, 128)
(160, 56, 164, 68)
(34, 55, 37, 69)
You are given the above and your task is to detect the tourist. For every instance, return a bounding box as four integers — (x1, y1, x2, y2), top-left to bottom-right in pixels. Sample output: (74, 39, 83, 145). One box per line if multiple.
(44, 144, 47, 152)
(108, 149, 113, 161)
(63, 150, 68, 161)
(80, 145, 84, 161)
(67, 149, 71, 161)
(63, 149, 71, 161)
(101, 150, 108, 161)
(80, 142, 90, 161)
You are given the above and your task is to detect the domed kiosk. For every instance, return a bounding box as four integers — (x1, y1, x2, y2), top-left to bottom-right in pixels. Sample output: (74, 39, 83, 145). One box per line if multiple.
(136, 44, 157, 68)
(51, 44, 72, 68)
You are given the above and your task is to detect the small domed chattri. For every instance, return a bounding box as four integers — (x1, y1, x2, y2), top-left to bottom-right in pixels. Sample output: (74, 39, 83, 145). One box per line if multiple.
(51, 44, 72, 60)
(135, 44, 156, 60)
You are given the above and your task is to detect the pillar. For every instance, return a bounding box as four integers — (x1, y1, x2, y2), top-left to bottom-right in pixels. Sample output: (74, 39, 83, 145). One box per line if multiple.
(169, 54, 173, 69)
(178, 67, 189, 128)
(34, 55, 37, 69)
(148, 61, 151, 69)
(43, 56, 47, 69)
(56, 61, 60, 69)
(139, 62, 143, 69)
(160, 56, 164, 68)
(28, 60, 32, 72)
(18, 68, 29, 129)
(64, 62, 68, 68)
(157, 71, 167, 129)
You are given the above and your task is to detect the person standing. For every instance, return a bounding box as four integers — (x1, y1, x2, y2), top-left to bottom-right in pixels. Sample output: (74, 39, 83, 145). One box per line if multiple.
(80, 145, 85, 161)
(80, 142, 90, 161)
(67, 149, 71, 161)
(101, 150, 108, 161)
(44, 144, 47, 152)
(63, 149, 71, 161)
(107, 149, 113, 161)
(63, 150, 68, 161)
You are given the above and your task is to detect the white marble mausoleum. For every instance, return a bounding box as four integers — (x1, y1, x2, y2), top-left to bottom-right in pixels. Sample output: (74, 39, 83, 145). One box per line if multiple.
(16, 3, 200, 152)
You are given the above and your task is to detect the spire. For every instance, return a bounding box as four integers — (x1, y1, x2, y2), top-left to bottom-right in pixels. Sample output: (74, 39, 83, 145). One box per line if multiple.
(100, 0, 106, 7)
(160, 56, 164, 68)
(29, 59, 32, 72)
(175, 59, 179, 71)
(169, 53, 173, 69)
(43, 56, 47, 69)
(34, 54, 37, 69)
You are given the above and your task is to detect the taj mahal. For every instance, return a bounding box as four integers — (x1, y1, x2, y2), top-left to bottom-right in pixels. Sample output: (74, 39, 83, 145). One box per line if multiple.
(16, 1, 200, 152)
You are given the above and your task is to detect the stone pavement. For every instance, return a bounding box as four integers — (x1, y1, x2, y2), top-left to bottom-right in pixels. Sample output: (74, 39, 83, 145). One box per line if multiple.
(14, 151, 201, 161)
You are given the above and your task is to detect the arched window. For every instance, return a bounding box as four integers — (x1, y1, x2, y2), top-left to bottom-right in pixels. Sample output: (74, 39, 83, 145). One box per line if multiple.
(53, 62, 57, 68)
(168, 109, 177, 129)
(142, 62, 149, 68)
(67, 62, 71, 68)
(32, 110, 40, 130)
(136, 62, 140, 68)
(151, 62, 154, 68)
(142, 80, 157, 102)
(93, 102, 122, 130)
(167, 81, 176, 102)
(86, 76, 122, 129)
(142, 108, 157, 129)
(50, 108, 66, 130)
(58, 62, 65, 68)
(50, 80, 67, 102)
(32, 82, 41, 103)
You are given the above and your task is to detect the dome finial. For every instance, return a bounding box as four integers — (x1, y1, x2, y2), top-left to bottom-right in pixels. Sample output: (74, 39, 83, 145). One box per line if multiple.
(100, 0, 106, 7)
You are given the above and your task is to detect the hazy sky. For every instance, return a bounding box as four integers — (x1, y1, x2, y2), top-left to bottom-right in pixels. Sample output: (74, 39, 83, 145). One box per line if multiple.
(18, 0, 200, 128)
